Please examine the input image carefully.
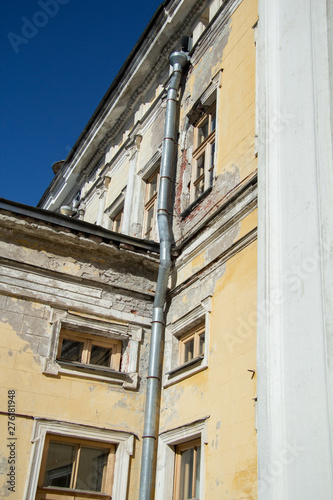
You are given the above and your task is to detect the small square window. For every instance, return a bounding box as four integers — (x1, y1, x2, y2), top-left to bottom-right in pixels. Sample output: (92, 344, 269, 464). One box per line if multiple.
(179, 323, 205, 367)
(57, 329, 122, 371)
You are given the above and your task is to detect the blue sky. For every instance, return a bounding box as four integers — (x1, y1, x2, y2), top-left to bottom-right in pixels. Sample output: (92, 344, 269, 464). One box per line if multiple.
(0, 0, 161, 206)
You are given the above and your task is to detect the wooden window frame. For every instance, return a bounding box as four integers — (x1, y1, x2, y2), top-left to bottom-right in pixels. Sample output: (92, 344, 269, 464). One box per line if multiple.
(57, 329, 122, 372)
(179, 323, 205, 366)
(36, 434, 115, 500)
(173, 438, 201, 500)
(191, 104, 216, 203)
(143, 168, 160, 240)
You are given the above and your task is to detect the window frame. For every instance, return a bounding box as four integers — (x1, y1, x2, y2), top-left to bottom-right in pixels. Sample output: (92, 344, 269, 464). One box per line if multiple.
(179, 323, 205, 366)
(25, 420, 134, 500)
(164, 297, 212, 387)
(143, 167, 160, 241)
(112, 207, 123, 233)
(154, 418, 208, 500)
(43, 309, 144, 390)
(173, 438, 202, 500)
(191, 103, 216, 203)
(57, 329, 122, 372)
(36, 434, 115, 499)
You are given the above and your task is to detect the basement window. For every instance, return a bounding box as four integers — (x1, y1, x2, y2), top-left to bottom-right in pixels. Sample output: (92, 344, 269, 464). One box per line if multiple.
(57, 329, 122, 372)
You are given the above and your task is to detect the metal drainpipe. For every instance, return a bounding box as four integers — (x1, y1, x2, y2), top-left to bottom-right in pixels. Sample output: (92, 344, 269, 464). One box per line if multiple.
(139, 51, 188, 500)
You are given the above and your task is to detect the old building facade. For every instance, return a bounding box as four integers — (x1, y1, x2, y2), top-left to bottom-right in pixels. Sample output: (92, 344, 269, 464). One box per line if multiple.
(0, 0, 332, 499)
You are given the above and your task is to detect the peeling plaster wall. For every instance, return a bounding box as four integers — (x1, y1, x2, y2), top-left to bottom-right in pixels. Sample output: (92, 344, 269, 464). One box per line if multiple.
(160, 1, 258, 499)
(173, 0, 258, 244)
(0, 214, 157, 500)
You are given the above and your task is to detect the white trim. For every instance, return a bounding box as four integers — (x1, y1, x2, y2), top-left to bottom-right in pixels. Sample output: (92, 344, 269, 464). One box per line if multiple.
(164, 296, 212, 386)
(24, 419, 134, 500)
(43, 309, 143, 389)
(154, 417, 209, 500)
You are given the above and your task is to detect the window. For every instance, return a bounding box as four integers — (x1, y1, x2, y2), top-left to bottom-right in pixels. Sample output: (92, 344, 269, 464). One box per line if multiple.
(25, 419, 134, 500)
(174, 439, 201, 500)
(36, 435, 115, 500)
(191, 104, 216, 202)
(179, 323, 205, 366)
(112, 208, 123, 233)
(57, 329, 122, 371)
(143, 168, 159, 240)
(154, 419, 207, 499)
(164, 297, 212, 386)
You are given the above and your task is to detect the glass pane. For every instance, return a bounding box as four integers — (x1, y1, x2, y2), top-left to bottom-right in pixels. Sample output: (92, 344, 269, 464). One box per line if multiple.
(44, 441, 76, 488)
(198, 119, 208, 144)
(184, 338, 194, 363)
(90, 345, 111, 367)
(196, 153, 205, 179)
(199, 333, 205, 356)
(195, 178, 205, 199)
(179, 448, 194, 500)
(145, 205, 154, 239)
(210, 110, 216, 132)
(60, 339, 83, 362)
(195, 446, 201, 498)
(76, 446, 109, 492)
(149, 174, 158, 199)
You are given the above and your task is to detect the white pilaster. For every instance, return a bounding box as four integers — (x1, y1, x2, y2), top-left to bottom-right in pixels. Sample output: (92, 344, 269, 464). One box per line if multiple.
(257, 1, 333, 499)
(122, 135, 142, 235)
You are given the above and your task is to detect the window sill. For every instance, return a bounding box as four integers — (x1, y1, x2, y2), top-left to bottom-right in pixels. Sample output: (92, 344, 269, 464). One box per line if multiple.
(43, 359, 139, 390)
(37, 486, 111, 499)
(181, 186, 212, 218)
(164, 356, 207, 387)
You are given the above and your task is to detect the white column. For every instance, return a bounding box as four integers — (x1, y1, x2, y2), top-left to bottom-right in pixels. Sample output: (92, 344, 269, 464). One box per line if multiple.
(257, 1, 333, 499)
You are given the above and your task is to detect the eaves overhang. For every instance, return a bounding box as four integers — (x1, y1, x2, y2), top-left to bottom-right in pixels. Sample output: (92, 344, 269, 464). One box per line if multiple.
(0, 198, 160, 255)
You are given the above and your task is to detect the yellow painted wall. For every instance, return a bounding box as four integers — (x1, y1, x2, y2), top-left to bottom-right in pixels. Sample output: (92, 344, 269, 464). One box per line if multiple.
(217, 0, 258, 182)
(0, 298, 147, 499)
(161, 241, 257, 499)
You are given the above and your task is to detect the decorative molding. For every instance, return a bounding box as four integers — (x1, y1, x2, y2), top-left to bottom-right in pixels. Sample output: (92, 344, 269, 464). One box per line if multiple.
(154, 417, 209, 500)
(24, 419, 134, 500)
(138, 148, 163, 180)
(43, 308, 144, 389)
(164, 296, 212, 386)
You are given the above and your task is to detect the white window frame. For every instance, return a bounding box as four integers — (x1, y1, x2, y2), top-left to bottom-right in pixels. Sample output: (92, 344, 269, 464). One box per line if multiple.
(163, 296, 212, 387)
(43, 309, 142, 389)
(154, 418, 209, 500)
(24, 419, 134, 500)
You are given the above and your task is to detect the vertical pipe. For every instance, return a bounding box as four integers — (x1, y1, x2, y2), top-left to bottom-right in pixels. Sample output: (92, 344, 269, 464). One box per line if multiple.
(139, 51, 188, 500)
